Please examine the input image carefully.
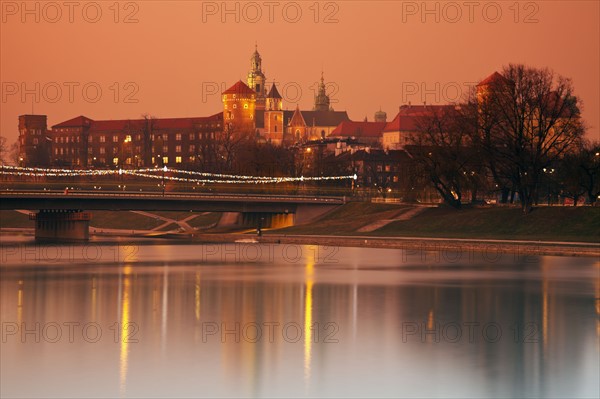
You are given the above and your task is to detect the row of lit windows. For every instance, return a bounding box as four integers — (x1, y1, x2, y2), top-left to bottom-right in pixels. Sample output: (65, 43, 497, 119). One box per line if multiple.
(224, 103, 249, 110)
(56, 128, 80, 133)
(55, 148, 78, 155)
(90, 144, 212, 156)
(56, 136, 81, 144)
(93, 132, 217, 143)
(22, 129, 43, 135)
(223, 94, 254, 100)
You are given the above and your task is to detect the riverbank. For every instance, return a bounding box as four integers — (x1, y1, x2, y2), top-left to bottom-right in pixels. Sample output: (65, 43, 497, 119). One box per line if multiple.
(2, 204, 598, 257)
(272, 203, 600, 243)
(2, 228, 598, 257)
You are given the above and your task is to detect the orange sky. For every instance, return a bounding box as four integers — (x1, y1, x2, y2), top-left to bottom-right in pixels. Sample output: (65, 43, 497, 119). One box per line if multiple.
(1, 1, 599, 143)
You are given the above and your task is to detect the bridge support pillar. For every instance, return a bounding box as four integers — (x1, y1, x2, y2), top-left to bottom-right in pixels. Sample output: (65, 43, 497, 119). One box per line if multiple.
(30, 210, 91, 241)
(240, 212, 295, 229)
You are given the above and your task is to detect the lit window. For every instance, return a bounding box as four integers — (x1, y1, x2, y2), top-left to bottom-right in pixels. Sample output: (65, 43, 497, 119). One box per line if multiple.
(113, 157, 119, 165)
(233, 104, 237, 109)
(189, 133, 195, 140)
(100, 136, 106, 143)
(189, 144, 195, 152)
(176, 156, 182, 164)
(163, 156, 169, 164)
(100, 147, 105, 154)
(244, 103, 248, 109)
(176, 133, 182, 141)
(163, 146, 168, 153)
(176, 145, 181, 153)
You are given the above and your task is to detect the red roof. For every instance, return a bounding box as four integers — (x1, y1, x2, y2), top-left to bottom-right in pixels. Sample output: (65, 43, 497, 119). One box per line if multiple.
(331, 121, 386, 138)
(51, 113, 223, 134)
(222, 80, 255, 96)
(267, 83, 282, 99)
(477, 71, 512, 87)
(383, 105, 454, 132)
(52, 115, 93, 129)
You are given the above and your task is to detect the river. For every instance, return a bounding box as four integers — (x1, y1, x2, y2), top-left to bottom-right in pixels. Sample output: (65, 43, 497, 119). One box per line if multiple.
(1, 235, 598, 398)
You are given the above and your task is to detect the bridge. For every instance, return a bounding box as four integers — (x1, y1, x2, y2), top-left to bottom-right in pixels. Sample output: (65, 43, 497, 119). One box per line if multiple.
(0, 191, 345, 240)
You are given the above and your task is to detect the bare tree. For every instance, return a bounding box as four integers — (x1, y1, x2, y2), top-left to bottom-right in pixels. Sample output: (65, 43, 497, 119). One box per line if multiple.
(481, 64, 585, 213)
(0, 136, 7, 164)
(559, 140, 600, 205)
(215, 123, 254, 173)
(408, 106, 476, 209)
(9, 141, 19, 165)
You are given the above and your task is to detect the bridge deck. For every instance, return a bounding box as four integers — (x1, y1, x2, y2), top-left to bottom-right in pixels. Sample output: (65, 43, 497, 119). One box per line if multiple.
(0, 191, 345, 213)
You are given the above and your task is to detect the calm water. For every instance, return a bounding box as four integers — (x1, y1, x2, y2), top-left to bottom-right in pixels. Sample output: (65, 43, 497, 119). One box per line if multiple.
(1, 236, 598, 398)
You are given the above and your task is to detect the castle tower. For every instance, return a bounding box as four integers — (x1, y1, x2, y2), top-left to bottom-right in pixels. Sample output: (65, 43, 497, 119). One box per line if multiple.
(222, 80, 256, 133)
(18, 114, 50, 167)
(247, 44, 267, 111)
(374, 108, 387, 122)
(264, 83, 284, 145)
(314, 71, 331, 112)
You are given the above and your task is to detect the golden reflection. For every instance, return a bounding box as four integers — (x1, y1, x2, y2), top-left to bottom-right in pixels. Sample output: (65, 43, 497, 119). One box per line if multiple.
(17, 280, 23, 324)
(119, 265, 132, 397)
(304, 248, 315, 383)
(195, 272, 201, 321)
(595, 277, 599, 339)
(426, 308, 434, 343)
(91, 277, 97, 321)
(540, 257, 551, 350)
(542, 279, 548, 349)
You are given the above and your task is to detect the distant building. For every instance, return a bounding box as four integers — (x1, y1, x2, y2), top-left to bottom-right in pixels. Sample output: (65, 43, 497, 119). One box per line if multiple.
(42, 113, 222, 168)
(330, 120, 387, 147)
(18, 115, 51, 167)
(222, 80, 257, 133)
(381, 104, 455, 150)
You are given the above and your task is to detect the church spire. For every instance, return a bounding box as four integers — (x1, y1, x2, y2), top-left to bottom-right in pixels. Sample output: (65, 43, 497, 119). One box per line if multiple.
(247, 44, 267, 110)
(314, 71, 331, 112)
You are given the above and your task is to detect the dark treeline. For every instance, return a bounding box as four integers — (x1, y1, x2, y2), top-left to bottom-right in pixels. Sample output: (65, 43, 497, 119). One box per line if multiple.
(408, 64, 598, 213)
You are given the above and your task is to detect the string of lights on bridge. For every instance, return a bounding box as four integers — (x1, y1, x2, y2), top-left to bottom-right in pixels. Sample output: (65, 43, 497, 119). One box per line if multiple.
(0, 165, 357, 185)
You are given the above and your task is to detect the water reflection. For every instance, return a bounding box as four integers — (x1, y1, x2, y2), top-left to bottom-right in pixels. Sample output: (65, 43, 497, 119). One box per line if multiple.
(0, 240, 598, 398)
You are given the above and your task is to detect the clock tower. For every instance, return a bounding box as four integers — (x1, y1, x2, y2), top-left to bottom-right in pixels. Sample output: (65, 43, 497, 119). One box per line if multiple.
(247, 44, 267, 111)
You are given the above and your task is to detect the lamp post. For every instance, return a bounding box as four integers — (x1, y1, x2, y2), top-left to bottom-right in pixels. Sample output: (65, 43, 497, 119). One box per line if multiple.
(543, 168, 555, 205)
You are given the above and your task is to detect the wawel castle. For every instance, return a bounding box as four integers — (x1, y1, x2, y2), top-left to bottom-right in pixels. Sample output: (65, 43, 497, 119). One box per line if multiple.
(18, 46, 500, 170)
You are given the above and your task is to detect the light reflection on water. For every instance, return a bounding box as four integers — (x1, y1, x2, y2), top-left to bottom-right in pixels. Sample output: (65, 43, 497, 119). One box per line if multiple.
(0, 238, 598, 398)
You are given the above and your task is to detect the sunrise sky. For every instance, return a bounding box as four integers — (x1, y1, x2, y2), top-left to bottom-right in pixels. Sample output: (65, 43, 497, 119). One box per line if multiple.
(1, 1, 599, 144)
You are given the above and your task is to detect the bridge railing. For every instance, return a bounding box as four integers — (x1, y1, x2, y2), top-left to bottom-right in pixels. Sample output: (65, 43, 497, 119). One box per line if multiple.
(2, 190, 346, 204)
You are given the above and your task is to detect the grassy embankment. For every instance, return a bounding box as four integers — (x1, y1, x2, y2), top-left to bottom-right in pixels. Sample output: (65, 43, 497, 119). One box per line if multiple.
(2, 204, 598, 243)
(273, 202, 600, 243)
